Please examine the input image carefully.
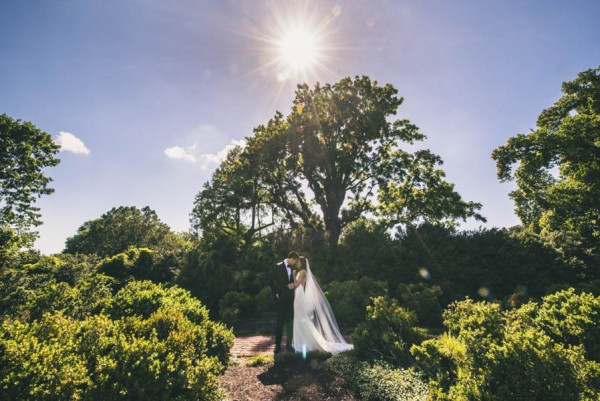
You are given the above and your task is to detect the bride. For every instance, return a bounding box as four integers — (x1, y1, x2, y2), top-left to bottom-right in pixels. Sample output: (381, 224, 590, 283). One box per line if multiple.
(292, 256, 353, 355)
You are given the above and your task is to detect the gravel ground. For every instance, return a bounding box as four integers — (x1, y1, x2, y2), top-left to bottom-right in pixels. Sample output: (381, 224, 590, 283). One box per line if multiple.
(219, 356, 356, 401)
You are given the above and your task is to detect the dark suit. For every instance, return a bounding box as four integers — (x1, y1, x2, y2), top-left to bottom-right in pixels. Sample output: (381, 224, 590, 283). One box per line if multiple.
(273, 261, 295, 351)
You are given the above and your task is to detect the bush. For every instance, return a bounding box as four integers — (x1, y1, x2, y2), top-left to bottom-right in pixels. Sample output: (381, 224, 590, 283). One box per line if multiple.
(254, 286, 275, 314)
(486, 327, 584, 401)
(0, 282, 235, 401)
(219, 291, 254, 325)
(247, 354, 273, 367)
(97, 247, 178, 284)
(411, 291, 600, 401)
(352, 296, 423, 366)
(0, 254, 112, 323)
(104, 281, 234, 367)
(324, 352, 429, 401)
(535, 288, 599, 361)
(396, 283, 443, 328)
(442, 298, 504, 344)
(326, 277, 388, 328)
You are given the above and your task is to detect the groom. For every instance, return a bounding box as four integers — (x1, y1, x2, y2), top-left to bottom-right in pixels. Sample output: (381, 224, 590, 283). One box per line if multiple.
(272, 251, 300, 354)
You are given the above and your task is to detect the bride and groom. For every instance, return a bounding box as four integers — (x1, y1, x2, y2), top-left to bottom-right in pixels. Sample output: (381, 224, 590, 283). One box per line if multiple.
(273, 251, 353, 355)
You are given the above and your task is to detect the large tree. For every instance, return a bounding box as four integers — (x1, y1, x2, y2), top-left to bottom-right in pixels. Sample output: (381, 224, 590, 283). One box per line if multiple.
(201, 76, 484, 247)
(190, 145, 276, 247)
(64, 206, 182, 257)
(492, 66, 600, 271)
(0, 114, 60, 249)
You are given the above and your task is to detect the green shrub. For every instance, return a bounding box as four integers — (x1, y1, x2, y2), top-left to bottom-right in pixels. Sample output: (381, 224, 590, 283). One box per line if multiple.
(97, 247, 155, 283)
(219, 291, 254, 325)
(0, 254, 113, 323)
(254, 285, 274, 314)
(0, 301, 234, 400)
(326, 277, 388, 328)
(324, 352, 429, 401)
(443, 298, 504, 344)
(352, 296, 423, 366)
(104, 281, 234, 367)
(247, 354, 273, 366)
(486, 327, 584, 401)
(396, 283, 443, 328)
(411, 292, 600, 401)
(535, 288, 599, 361)
(0, 314, 91, 401)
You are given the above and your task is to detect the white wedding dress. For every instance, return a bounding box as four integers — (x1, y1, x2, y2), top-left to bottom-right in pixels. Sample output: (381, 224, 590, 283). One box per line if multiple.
(292, 259, 353, 355)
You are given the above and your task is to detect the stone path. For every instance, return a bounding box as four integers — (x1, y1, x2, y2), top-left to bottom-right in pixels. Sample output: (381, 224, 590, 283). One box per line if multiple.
(230, 335, 354, 357)
(231, 335, 276, 356)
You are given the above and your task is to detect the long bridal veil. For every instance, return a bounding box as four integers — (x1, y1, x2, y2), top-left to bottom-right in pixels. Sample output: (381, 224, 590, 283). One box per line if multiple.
(293, 259, 352, 354)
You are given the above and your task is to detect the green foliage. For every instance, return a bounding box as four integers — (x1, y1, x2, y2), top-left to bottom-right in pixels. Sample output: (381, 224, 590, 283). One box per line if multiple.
(336, 219, 398, 281)
(219, 291, 254, 325)
(442, 298, 504, 342)
(0, 309, 231, 401)
(485, 327, 584, 401)
(411, 290, 600, 401)
(396, 283, 443, 328)
(535, 288, 600, 361)
(64, 206, 185, 258)
(0, 114, 60, 248)
(391, 224, 574, 306)
(326, 277, 388, 328)
(254, 285, 275, 314)
(492, 66, 600, 270)
(96, 246, 178, 284)
(247, 354, 273, 367)
(352, 296, 423, 366)
(0, 314, 93, 400)
(104, 281, 234, 367)
(0, 253, 111, 322)
(324, 352, 429, 401)
(176, 236, 238, 314)
(191, 145, 276, 247)
(0, 278, 234, 401)
(176, 233, 276, 317)
(211, 76, 483, 248)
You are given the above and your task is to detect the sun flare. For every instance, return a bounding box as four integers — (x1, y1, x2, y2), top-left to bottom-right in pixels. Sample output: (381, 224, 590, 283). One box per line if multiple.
(277, 28, 322, 73)
(244, 2, 346, 86)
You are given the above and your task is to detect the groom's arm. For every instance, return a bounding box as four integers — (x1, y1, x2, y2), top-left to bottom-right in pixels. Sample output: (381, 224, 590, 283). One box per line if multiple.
(272, 264, 280, 300)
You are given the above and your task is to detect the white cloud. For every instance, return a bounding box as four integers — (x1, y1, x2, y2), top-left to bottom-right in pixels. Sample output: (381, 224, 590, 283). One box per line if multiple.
(200, 139, 246, 168)
(54, 131, 90, 155)
(164, 145, 197, 163)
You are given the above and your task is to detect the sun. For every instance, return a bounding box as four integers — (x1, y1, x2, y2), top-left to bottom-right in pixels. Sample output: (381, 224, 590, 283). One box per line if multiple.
(276, 28, 322, 74)
(241, 2, 348, 88)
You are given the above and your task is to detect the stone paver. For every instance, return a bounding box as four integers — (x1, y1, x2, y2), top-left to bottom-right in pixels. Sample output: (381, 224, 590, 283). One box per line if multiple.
(231, 335, 353, 357)
(230, 335, 276, 356)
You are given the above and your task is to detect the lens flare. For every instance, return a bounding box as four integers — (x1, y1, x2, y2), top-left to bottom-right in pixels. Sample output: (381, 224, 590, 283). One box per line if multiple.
(277, 28, 321, 72)
(241, 1, 344, 87)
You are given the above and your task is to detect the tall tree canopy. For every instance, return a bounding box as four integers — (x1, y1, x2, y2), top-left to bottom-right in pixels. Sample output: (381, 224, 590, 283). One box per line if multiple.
(64, 206, 181, 257)
(0, 114, 60, 248)
(492, 66, 600, 270)
(191, 145, 275, 246)
(193, 76, 484, 247)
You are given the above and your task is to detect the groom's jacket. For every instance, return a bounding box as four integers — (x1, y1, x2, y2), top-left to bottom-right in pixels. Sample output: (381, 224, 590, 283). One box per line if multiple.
(272, 261, 295, 303)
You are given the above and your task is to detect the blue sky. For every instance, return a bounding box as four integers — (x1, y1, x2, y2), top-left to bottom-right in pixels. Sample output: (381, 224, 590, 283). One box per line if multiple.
(1, 0, 598, 255)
